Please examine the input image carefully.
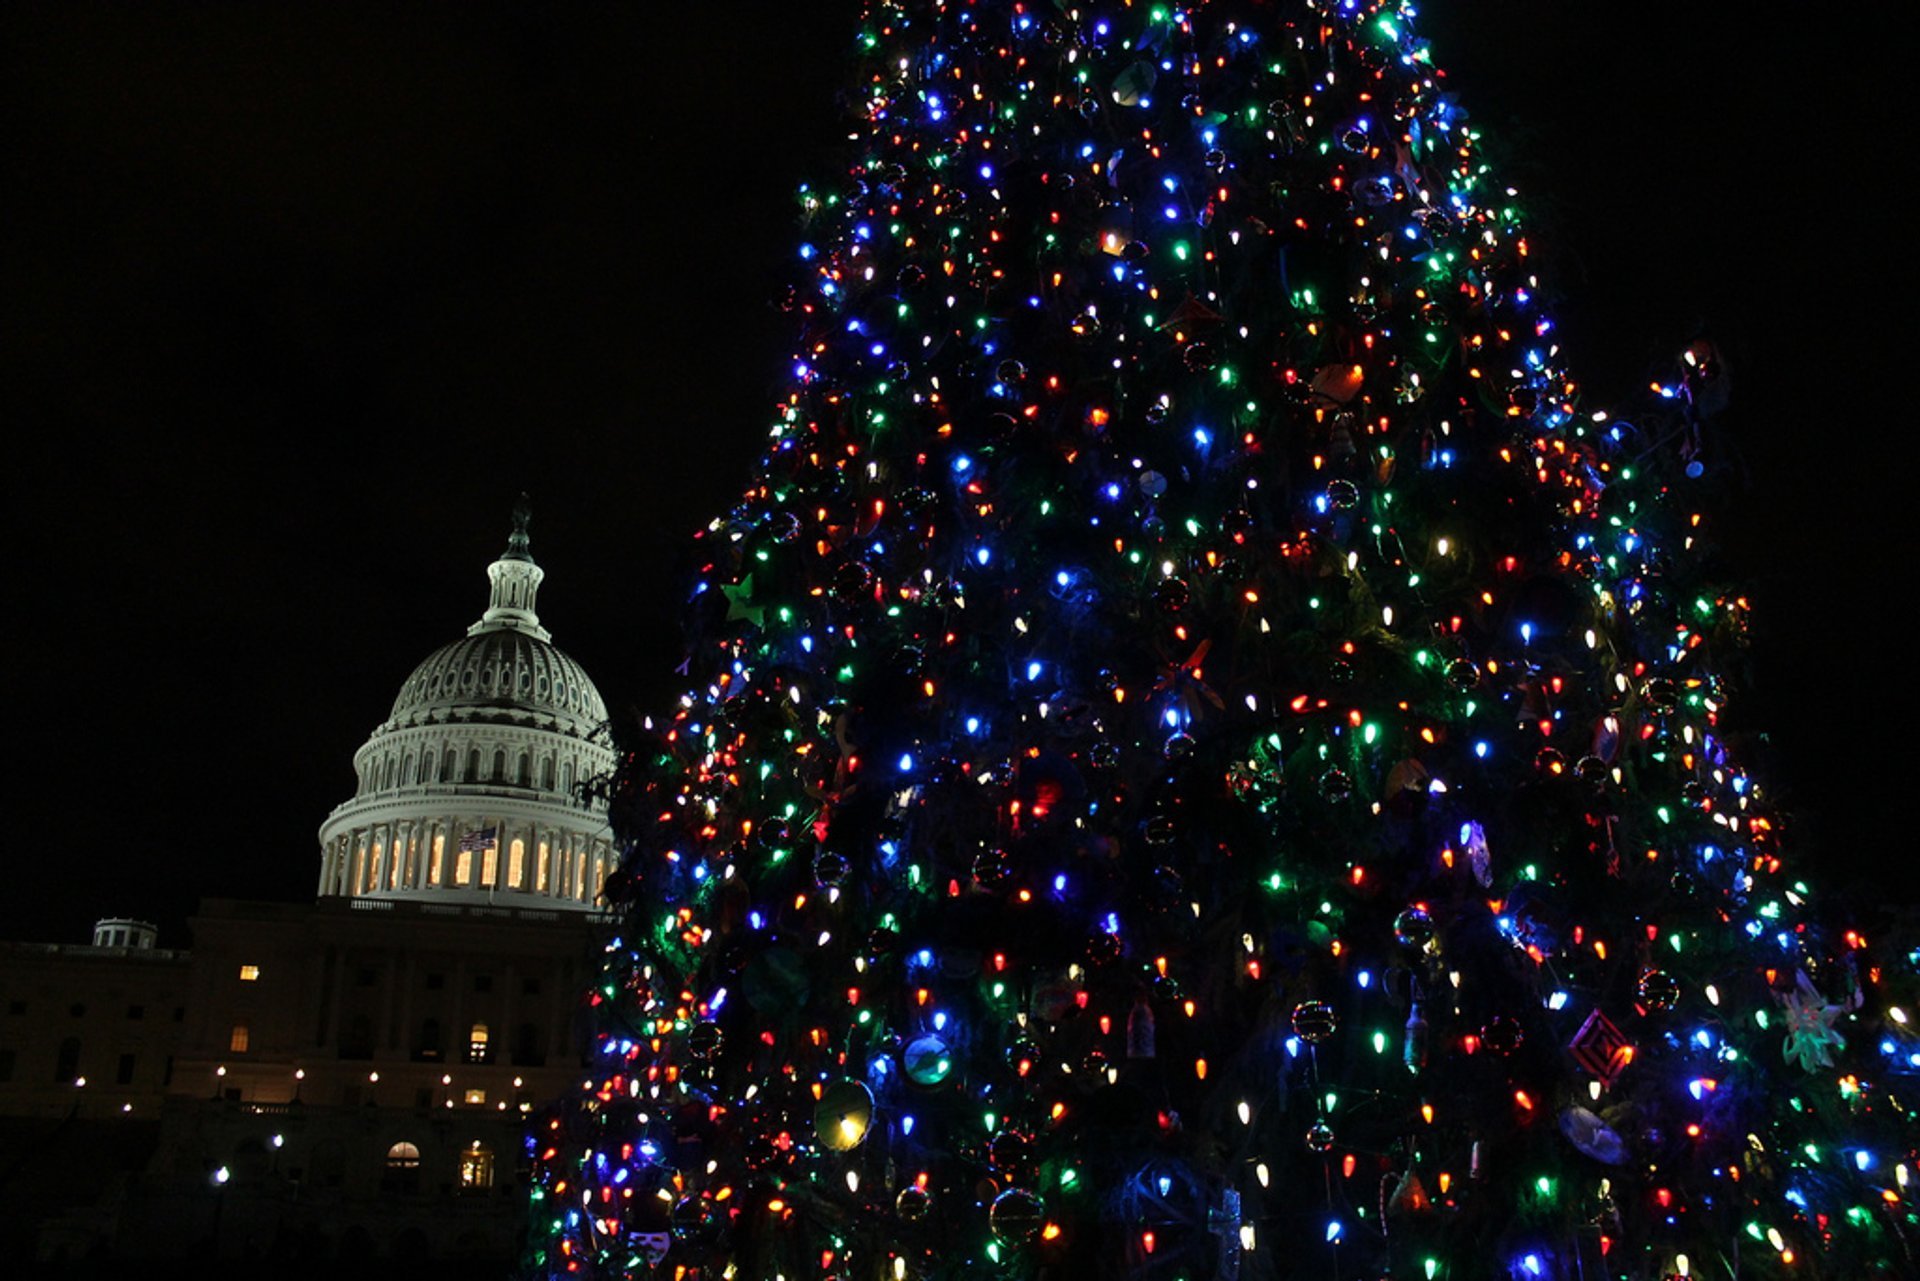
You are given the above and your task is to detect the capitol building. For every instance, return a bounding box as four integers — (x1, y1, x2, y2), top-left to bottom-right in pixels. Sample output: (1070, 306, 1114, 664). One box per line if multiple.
(0, 506, 616, 1272)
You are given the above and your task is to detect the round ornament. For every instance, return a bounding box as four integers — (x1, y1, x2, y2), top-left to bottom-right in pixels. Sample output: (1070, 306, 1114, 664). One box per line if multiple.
(1326, 479, 1360, 510)
(814, 1080, 876, 1151)
(988, 1128, 1034, 1170)
(1006, 1037, 1040, 1076)
(1393, 906, 1436, 953)
(1319, 768, 1353, 803)
(1305, 1119, 1337, 1153)
(903, 1034, 954, 1086)
(813, 849, 851, 888)
(687, 1021, 724, 1060)
(670, 1193, 721, 1244)
(1162, 731, 1196, 761)
(989, 1187, 1047, 1242)
(1480, 1015, 1524, 1056)
(896, 1184, 933, 1222)
(765, 510, 801, 544)
(1445, 658, 1479, 691)
(1154, 577, 1190, 612)
(1637, 969, 1681, 1013)
(1292, 1000, 1338, 1044)
(973, 846, 1014, 888)
(834, 560, 875, 599)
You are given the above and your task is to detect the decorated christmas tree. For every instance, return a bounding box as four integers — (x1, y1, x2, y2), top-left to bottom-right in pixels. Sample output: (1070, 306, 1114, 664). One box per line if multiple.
(525, 2, 1918, 1277)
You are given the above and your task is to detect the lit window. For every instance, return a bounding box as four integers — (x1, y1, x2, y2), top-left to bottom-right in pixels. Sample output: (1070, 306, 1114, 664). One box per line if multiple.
(238, 965, 260, 982)
(385, 1141, 421, 1169)
(229, 1023, 250, 1053)
(463, 1088, 487, 1106)
(467, 1022, 490, 1064)
(459, 1141, 494, 1188)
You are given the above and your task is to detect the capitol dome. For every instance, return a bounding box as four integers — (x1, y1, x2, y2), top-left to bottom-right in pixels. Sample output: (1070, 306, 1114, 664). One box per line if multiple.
(317, 502, 618, 911)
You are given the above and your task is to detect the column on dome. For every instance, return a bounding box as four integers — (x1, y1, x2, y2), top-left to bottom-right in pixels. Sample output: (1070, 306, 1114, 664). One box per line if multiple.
(415, 824, 432, 890)
(399, 821, 417, 888)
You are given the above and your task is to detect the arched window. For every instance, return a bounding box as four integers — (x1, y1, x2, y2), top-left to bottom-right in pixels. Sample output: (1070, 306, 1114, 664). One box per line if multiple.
(516, 752, 531, 786)
(441, 752, 457, 783)
(459, 1142, 494, 1189)
(229, 1022, 250, 1053)
(384, 1140, 422, 1193)
(491, 749, 507, 781)
(562, 759, 575, 793)
(382, 757, 395, 790)
(465, 749, 481, 782)
(508, 839, 526, 890)
(399, 754, 414, 787)
(466, 1023, 490, 1064)
(541, 757, 555, 790)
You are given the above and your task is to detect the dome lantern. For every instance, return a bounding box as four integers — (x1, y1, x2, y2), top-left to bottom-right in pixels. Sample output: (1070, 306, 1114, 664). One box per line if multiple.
(472, 493, 550, 641)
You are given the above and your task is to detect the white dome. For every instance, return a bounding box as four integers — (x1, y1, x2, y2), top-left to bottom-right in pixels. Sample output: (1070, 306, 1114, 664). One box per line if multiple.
(317, 502, 619, 911)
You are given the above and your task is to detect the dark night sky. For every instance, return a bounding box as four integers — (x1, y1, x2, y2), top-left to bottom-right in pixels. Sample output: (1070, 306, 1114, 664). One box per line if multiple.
(4, 3, 1908, 945)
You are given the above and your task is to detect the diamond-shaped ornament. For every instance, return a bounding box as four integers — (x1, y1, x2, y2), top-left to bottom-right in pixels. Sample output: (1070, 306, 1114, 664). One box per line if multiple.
(1569, 1008, 1634, 1087)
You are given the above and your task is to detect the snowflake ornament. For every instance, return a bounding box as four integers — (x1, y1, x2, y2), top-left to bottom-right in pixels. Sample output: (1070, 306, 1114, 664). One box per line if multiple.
(1776, 970, 1855, 1072)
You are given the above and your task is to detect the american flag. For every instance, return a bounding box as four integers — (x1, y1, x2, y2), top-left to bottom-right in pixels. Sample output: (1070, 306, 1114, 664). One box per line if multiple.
(459, 826, 498, 853)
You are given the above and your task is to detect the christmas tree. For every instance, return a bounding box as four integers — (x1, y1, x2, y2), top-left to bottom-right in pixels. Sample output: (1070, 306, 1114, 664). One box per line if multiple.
(526, 2, 1918, 1277)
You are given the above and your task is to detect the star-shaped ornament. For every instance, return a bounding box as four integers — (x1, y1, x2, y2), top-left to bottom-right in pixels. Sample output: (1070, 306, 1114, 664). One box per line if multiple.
(722, 574, 766, 628)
